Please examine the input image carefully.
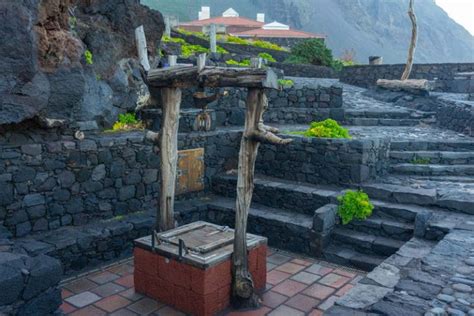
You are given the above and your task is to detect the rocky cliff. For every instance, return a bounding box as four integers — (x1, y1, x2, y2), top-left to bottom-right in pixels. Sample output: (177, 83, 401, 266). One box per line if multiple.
(143, 0, 474, 64)
(0, 0, 164, 128)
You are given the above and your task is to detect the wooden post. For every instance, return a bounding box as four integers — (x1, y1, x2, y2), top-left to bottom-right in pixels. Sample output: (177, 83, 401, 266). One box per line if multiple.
(210, 23, 217, 54)
(401, 0, 417, 80)
(157, 88, 182, 231)
(165, 16, 171, 38)
(135, 25, 151, 71)
(232, 61, 292, 308)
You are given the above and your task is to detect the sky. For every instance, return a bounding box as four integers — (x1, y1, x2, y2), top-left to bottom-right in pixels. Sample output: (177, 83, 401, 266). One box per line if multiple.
(435, 0, 474, 35)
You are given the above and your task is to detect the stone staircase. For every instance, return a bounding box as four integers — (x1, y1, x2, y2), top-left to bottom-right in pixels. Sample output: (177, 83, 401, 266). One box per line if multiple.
(211, 174, 418, 271)
(389, 140, 474, 177)
(343, 105, 435, 127)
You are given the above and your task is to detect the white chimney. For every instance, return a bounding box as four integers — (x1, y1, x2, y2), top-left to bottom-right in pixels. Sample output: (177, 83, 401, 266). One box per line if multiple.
(199, 6, 210, 20)
(257, 13, 265, 23)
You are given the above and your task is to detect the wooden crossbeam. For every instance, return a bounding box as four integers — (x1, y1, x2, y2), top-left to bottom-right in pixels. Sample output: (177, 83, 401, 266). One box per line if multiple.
(147, 66, 278, 89)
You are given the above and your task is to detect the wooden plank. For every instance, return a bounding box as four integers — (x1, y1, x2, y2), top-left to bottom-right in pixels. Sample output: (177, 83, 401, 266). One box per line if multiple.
(176, 148, 205, 195)
(147, 66, 278, 89)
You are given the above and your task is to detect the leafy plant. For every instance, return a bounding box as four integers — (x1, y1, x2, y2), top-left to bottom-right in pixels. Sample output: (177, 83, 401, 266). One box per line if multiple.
(84, 49, 93, 65)
(221, 35, 284, 51)
(411, 157, 431, 164)
(258, 52, 276, 63)
(162, 36, 186, 44)
(252, 40, 284, 51)
(216, 46, 229, 54)
(296, 119, 351, 139)
(176, 28, 209, 40)
(337, 190, 374, 225)
(226, 59, 251, 67)
(285, 39, 333, 66)
(277, 79, 294, 87)
(181, 43, 209, 57)
(111, 113, 144, 131)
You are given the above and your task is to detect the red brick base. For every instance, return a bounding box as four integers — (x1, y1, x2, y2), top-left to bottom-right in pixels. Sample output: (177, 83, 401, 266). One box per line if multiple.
(134, 245, 267, 316)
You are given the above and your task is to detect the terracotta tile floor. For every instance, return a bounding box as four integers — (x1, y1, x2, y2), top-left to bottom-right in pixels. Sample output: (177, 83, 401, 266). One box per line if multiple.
(60, 249, 365, 315)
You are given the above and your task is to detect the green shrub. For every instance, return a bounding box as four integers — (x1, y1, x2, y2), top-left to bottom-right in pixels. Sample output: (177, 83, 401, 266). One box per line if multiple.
(298, 119, 351, 139)
(111, 113, 144, 131)
(285, 39, 333, 66)
(176, 28, 209, 40)
(252, 40, 284, 51)
(84, 50, 93, 65)
(332, 59, 356, 71)
(337, 190, 374, 225)
(277, 79, 294, 87)
(222, 35, 284, 51)
(258, 52, 276, 63)
(162, 36, 186, 44)
(225, 35, 250, 45)
(216, 46, 229, 54)
(226, 59, 251, 67)
(181, 43, 209, 57)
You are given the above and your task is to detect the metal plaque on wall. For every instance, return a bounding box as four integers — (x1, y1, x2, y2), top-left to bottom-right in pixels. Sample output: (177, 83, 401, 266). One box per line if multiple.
(176, 148, 205, 195)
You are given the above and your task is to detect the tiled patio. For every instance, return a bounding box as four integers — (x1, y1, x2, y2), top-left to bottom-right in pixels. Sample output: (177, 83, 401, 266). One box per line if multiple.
(60, 249, 365, 316)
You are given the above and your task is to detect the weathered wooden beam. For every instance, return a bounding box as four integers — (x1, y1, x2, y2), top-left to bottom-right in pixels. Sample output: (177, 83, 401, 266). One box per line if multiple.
(157, 87, 182, 231)
(376, 79, 432, 94)
(147, 66, 278, 89)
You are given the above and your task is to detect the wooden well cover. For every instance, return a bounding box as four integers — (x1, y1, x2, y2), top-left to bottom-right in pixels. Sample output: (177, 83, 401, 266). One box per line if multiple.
(176, 148, 205, 195)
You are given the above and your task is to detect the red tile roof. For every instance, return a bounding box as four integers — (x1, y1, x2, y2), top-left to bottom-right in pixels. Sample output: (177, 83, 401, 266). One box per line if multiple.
(231, 28, 326, 39)
(180, 16, 265, 28)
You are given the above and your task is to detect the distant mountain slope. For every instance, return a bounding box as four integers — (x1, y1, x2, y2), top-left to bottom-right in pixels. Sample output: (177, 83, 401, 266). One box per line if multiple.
(142, 0, 474, 63)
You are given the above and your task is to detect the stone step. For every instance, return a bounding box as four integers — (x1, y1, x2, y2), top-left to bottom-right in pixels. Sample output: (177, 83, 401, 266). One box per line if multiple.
(345, 216, 414, 241)
(371, 200, 421, 223)
(391, 140, 474, 152)
(345, 118, 420, 127)
(212, 174, 340, 216)
(390, 151, 474, 165)
(390, 164, 474, 176)
(331, 228, 405, 257)
(324, 243, 386, 271)
(345, 109, 434, 119)
(361, 182, 474, 215)
(207, 197, 314, 255)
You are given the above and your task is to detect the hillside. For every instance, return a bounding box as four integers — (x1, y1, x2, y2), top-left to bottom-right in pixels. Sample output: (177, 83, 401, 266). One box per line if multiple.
(142, 0, 474, 64)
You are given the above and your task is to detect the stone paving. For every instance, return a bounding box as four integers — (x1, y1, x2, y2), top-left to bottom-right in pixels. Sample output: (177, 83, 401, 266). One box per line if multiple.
(60, 249, 365, 316)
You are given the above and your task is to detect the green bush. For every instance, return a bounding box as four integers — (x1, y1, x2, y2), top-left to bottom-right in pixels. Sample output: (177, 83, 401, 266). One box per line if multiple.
(258, 52, 276, 63)
(337, 190, 374, 225)
(285, 39, 333, 66)
(296, 119, 351, 139)
(84, 50, 93, 65)
(226, 59, 251, 67)
(252, 40, 284, 51)
(277, 79, 294, 87)
(111, 113, 144, 131)
(181, 43, 208, 57)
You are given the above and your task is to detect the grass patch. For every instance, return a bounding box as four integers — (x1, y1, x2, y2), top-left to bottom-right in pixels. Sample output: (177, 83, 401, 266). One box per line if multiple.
(226, 59, 251, 67)
(105, 113, 145, 132)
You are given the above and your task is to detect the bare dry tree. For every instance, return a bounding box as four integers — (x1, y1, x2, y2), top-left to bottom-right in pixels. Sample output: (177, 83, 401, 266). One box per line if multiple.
(401, 0, 417, 80)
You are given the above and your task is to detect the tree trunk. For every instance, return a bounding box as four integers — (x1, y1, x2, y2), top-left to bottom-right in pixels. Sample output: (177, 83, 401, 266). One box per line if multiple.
(401, 0, 417, 80)
(232, 89, 292, 308)
(157, 88, 182, 231)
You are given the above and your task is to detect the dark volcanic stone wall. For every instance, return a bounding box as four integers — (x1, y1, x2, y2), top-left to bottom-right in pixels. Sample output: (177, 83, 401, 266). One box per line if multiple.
(256, 136, 390, 185)
(340, 63, 474, 93)
(0, 129, 240, 238)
